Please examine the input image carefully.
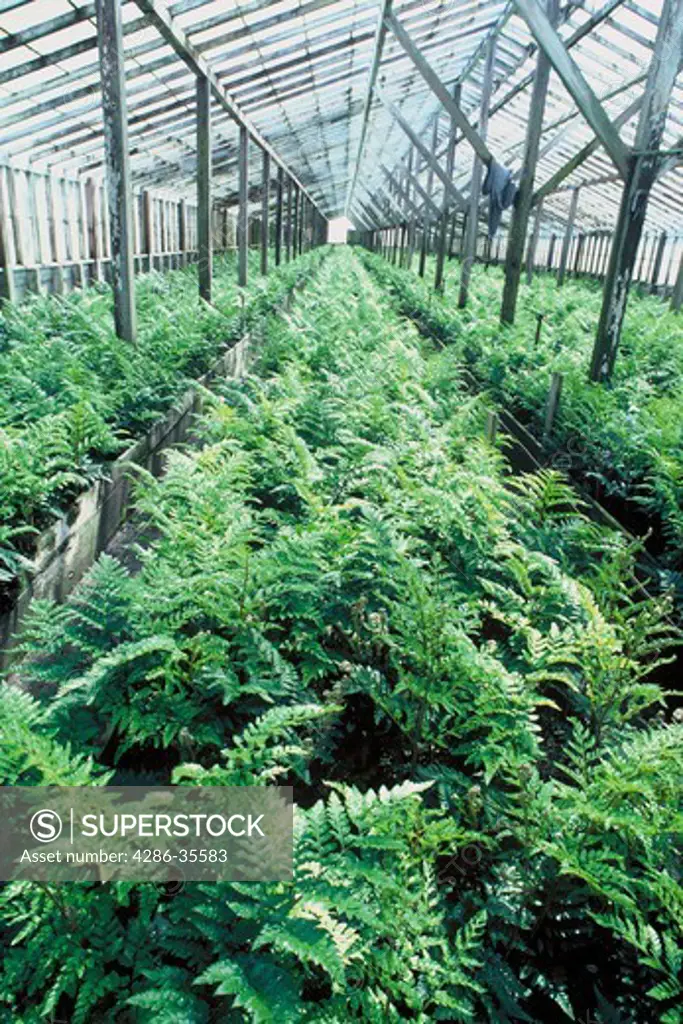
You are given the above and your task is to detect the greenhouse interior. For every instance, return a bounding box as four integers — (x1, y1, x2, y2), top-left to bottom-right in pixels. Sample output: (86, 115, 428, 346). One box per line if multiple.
(1, 0, 683, 1020)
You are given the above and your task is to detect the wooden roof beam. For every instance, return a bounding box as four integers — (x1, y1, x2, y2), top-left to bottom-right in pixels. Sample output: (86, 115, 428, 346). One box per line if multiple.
(384, 10, 493, 166)
(133, 0, 324, 214)
(377, 87, 468, 212)
(514, 0, 631, 178)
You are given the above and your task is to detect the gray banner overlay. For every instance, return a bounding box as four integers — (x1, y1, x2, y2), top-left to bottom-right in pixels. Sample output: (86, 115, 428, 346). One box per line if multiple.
(0, 786, 293, 882)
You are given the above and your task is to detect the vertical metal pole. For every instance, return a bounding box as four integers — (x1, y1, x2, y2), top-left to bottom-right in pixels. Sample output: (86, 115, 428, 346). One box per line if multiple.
(196, 75, 212, 301)
(459, 38, 495, 306)
(501, 0, 558, 324)
(95, 0, 136, 341)
(238, 124, 248, 288)
(261, 150, 270, 275)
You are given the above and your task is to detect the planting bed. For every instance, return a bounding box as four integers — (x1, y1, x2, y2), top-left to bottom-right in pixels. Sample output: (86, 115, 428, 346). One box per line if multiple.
(360, 250, 683, 594)
(0, 249, 324, 615)
(2, 248, 681, 1024)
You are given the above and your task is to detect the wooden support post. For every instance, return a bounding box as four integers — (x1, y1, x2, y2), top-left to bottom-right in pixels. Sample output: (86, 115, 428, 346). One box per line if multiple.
(585, 231, 596, 275)
(671, 251, 683, 312)
(557, 187, 579, 287)
(664, 235, 677, 289)
(573, 232, 585, 277)
(159, 200, 167, 266)
(494, 231, 502, 263)
(419, 118, 439, 278)
(298, 194, 305, 255)
(286, 179, 293, 262)
(142, 191, 153, 273)
(275, 167, 283, 266)
(590, 0, 683, 380)
(544, 371, 563, 436)
(238, 123, 248, 288)
(459, 38, 495, 306)
(178, 199, 187, 266)
(7, 171, 23, 270)
(0, 166, 16, 303)
(526, 198, 543, 285)
(406, 149, 416, 270)
(45, 174, 65, 295)
(435, 83, 461, 293)
(448, 211, 458, 259)
(221, 208, 229, 254)
(196, 75, 212, 301)
(650, 232, 666, 294)
(645, 234, 658, 286)
(594, 231, 606, 277)
(27, 174, 46, 295)
(636, 232, 649, 284)
(261, 150, 270, 275)
(501, 0, 558, 324)
(585, 232, 597, 276)
(96, 0, 137, 341)
(293, 188, 300, 258)
(535, 313, 544, 345)
(486, 410, 498, 443)
(593, 233, 603, 276)
(85, 177, 103, 282)
(546, 232, 556, 271)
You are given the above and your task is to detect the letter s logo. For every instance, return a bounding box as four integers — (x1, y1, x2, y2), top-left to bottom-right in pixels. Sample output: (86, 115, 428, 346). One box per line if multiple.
(29, 809, 63, 843)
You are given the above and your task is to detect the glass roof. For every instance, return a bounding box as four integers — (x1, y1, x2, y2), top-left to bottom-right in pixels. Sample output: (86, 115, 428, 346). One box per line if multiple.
(0, 0, 681, 233)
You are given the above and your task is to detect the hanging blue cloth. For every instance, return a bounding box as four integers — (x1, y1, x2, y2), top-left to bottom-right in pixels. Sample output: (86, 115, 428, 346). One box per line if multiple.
(482, 160, 518, 238)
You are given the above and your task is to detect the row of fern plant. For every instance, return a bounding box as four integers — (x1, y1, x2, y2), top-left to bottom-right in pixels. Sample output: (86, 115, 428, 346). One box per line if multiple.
(1, 247, 681, 1023)
(0, 247, 323, 593)
(358, 247, 683, 588)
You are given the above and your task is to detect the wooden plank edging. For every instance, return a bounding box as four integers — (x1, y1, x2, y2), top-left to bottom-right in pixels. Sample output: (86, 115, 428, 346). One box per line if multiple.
(0, 267, 316, 668)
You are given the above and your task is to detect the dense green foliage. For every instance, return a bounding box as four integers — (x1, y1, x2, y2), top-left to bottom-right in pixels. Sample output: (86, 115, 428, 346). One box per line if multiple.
(360, 250, 683, 575)
(0, 249, 318, 586)
(1, 248, 681, 1023)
